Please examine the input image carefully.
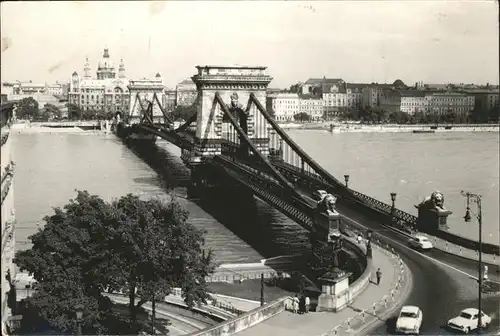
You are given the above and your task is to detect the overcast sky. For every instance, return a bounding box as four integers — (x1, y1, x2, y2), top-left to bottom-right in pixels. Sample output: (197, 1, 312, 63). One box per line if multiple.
(1, 1, 498, 88)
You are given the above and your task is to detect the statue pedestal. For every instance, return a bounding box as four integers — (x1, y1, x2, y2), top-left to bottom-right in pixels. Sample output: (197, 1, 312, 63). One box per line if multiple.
(314, 212, 342, 240)
(417, 207, 452, 232)
(317, 268, 351, 312)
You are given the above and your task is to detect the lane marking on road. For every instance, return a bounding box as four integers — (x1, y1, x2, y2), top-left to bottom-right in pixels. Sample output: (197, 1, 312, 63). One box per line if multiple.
(299, 193, 499, 285)
(335, 208, 496, 283)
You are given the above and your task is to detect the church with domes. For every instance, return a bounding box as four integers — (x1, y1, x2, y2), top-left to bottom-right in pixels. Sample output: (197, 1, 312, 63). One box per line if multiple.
(68, 48, 164, 116)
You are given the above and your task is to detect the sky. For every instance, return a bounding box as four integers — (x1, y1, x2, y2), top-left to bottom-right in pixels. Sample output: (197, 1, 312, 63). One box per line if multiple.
(1, 1, 499, 89)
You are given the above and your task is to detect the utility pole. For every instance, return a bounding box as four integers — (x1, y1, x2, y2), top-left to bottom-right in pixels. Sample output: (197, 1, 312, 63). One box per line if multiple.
(461, 191, 483, 333)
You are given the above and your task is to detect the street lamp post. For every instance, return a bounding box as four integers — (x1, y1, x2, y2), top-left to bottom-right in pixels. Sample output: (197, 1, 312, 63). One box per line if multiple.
(260, 273, 265, 306)
(460, 190, 483, 333)
(390, 192, 397, 223)
(75, 304, 83, 336)
(366, 230, 373, 259)
(344, 175, 350, 188)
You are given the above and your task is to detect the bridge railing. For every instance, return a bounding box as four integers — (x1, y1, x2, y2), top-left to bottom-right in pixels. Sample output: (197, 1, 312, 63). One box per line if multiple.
(272, 160, 418, 229)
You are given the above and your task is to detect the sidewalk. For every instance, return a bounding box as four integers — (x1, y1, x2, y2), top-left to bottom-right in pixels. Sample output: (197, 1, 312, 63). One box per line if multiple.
(234, 245, 411, 336)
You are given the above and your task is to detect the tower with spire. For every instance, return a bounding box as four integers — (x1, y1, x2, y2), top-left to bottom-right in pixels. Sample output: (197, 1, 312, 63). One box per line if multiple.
(118, 59, 126, 78)
(83, 57, 91, 79)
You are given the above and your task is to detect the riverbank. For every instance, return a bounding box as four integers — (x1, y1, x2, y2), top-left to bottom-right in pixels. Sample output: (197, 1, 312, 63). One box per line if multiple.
(11, 122, 109, 134)
(278, 122, 499, 133)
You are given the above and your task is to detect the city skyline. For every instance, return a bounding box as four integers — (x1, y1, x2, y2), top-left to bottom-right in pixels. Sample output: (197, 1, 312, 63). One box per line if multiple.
(1, 1, 498, 88)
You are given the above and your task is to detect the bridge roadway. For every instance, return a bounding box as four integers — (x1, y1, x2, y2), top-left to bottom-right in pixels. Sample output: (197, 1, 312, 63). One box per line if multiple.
(204, 155, 499, 334)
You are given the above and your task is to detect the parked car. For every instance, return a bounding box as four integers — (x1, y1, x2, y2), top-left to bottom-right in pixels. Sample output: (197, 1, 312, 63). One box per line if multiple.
(395, 305, 423, 334)
(408, 235, 433, 250)
(447, 308, 491, 333)
(312, 189, 328, 202)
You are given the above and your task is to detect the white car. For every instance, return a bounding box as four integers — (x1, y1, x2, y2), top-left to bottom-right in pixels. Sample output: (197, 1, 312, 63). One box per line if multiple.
(395, 305, 423, 334)
(312, 189, 328, 202)
(447, 308, 491, 333)
(408, 235, 433, 250)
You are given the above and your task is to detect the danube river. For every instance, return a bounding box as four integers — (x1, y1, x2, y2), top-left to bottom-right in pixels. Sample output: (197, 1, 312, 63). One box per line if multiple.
(12, 130, 499, 264)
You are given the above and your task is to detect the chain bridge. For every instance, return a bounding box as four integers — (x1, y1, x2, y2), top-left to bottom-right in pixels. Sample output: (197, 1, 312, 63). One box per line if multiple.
(115, 65, 419, 243)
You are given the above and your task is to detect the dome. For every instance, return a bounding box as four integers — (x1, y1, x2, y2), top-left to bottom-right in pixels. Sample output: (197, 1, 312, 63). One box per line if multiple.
(393, 79, 406, 88)
(98, 48, 115, 69)
(155, 73, 161, 78)
(72, 71, 78, 76)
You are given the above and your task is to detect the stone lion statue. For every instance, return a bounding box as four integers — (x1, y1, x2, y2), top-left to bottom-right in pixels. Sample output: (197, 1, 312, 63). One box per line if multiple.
(416, 191, 446, 210)
(228, 92, 244, 110)
(323, 194, 339, 216)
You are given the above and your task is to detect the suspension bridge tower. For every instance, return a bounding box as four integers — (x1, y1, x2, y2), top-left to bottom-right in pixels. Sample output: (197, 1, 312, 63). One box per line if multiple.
(187, 65, 273, 163)
(127, 75, 166, 125)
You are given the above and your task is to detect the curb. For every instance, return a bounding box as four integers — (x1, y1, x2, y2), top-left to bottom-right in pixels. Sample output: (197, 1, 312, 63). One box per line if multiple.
(432, 246, 499, 269)
(355, 256, 414, 336)
(379, 223, 499, 269)
(317, 244, 413, 336)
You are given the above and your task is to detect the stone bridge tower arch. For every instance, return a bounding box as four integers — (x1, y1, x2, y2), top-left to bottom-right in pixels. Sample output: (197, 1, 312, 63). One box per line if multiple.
(191, 65, 273, 159)
(127, 78, 166, 124)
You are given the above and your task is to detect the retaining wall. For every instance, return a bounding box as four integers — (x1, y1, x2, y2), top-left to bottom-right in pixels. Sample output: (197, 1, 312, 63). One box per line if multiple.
(188, 296, 291, 336)
(435, 230, 500, 255)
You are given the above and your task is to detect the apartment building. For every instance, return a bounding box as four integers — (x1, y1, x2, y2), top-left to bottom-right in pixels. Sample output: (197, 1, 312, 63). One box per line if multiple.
(267, 93, 299, 121)
(299, 94, 324, 121)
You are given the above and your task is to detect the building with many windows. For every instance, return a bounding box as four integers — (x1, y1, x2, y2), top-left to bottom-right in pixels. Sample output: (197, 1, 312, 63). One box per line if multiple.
(321, 80, 347, 118)
(346, 84, 366, 109)
(267, 93, 299, 121)
(425, 92, 475, 116)
(68, 48, 131, 114)
(299, 94, 324, 121)
(163, 90, 177, 113)
(380, 90, 475, 117)
(176, 79, 197, 107)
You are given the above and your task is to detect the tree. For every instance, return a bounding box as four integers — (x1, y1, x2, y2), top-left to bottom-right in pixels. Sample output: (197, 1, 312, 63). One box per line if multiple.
(39, 103, 62, 121)
(172, 104, 196, 122)
(67, 103, 82, 120)
(293, 112, 310, 122)
(14, 190, 215, 334)
(16, 97, 39, 120)
(289, 84, 300, 93)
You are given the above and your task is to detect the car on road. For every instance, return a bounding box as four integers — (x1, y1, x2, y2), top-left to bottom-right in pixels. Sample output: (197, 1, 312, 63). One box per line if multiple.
(395, 305, 423, 334)
(312, 189, 328, 202)
(447, 308, 491, 334)
(408, 235, 433, 250)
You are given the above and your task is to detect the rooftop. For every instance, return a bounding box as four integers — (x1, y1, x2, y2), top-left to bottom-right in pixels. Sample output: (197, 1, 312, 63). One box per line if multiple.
(305, 78, 344, 85)
(196, 65, 267, 70)
(401, 306, 420, 314)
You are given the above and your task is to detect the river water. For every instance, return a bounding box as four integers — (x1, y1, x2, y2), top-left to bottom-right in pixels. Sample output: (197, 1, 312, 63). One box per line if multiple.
(12, 130, 499, 264)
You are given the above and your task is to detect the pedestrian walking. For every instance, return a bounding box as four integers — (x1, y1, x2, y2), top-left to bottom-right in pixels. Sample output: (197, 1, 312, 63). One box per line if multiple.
(293, 294, 299, 313)
(376, 268, 382, 285)
(305, 296, 310, 313)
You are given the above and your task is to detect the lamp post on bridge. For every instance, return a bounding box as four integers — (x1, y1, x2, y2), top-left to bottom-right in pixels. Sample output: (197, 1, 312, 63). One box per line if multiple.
(460, 190, 484, 333)
(344, 175, 350, 188)
(366, 230, 373, 259)
(390, 192, 397, 224)
(75, 304, 83, 336)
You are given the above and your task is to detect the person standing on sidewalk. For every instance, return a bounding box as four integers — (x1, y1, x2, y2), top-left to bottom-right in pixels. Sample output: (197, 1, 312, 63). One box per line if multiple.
(376, 268, 382, 285)
(293, 294, 299, 313)
(305, 296, 310, 313)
